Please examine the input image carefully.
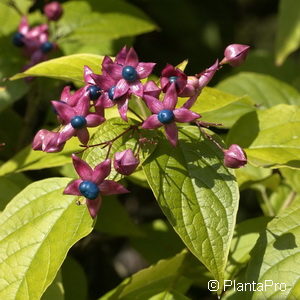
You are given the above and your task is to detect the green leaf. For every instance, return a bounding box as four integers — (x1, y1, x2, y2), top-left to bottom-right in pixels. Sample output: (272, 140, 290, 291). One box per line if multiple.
(252, 172, 297, 217)
(62, 256, 87, 300)
(95, 196, 143, 237)
(227, 104, 300, 169)
(83, 118, 157, 181)
(281, 168, 300, 193)
(217, 72, 300, 108)
(200, 96, 255, 128)
(0, 173, 31, 211)
(230, 50, 299, 84)
(235, 164, 272, 190)
(10, 0, 32, 14)
(130, 219, 185, 264)
(177, 87, 255, 128)
(0, 177, 93, 300)
(0, 137, 81, 176)
(177, 87, 249, 114)
(41, 270, 64, 300)
(245, 197, 300, 299)
(100, 250, 192, 300)
(10, 53, 104, 82)
(57, 0, 156, 55)
(143, 126, 239, 290)
(275, 0, 300, 65)
(226, 217, 271, 279)
(148, 290, 191, 300)
(0, 3, 19, 36)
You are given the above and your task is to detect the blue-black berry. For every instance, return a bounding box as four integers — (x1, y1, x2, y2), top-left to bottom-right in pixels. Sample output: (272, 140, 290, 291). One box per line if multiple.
(12, 32, 25, 47)
(70, 115, 87, 129)
(158, 109, 175, 124)
(79, 181, 100, 200)
(122, 66, 138, 82)
(41, 41, 53, 53)
(108, 86, 116, 100)
(88, 85, 101, 100)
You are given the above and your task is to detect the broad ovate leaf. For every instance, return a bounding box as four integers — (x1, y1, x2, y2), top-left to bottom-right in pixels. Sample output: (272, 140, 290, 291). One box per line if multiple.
(0, 3, 20, 36)
(0, 137, 81, 176)
(143, 126, 239, 291)
(275, 0, 300, 65)
(0, 178, 93, 300)
(57, 0, 156, 55)
(100, 250, 191, 300)
(217, 72, 300, 108)
(177, 87, 250, 113)
(245, 197, 300, 299)
(235, 164, 272, 190)
(281, 168, 300, 194)
(227, 104, 300, 169)
(10, 54, 103, 83)
(226, 216, 271, 279)
(177, 87, 254, 128)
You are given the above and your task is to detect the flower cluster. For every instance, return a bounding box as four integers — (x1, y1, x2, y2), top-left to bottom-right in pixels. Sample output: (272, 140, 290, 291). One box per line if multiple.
(32, 44, 249, 218)
(12, 1, 63, 71)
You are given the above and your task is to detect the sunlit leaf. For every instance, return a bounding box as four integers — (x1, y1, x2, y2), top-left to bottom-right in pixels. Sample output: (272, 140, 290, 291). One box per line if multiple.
(10, 54, 104, 82)
(57, 0, 156, 55)
(0, 178, 93, 300)
(245, 198, 300, 299)
(227, 105, 300, 169)
(143, 126, 239, 291)
(217, 72, 300, 108)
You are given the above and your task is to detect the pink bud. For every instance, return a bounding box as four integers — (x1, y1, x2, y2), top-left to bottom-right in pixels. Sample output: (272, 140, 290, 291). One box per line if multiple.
(43, 1, 63, 21)
(221, 44, 250, 67)
(32, 129, 65, 152)
(113, 149, 139, 175)
(223, 144, 247, 168)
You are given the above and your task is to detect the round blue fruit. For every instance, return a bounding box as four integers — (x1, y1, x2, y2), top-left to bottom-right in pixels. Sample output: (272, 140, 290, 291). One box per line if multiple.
(158, 109, 175, 124)
(79, 181, 100, 200)
(88, 85, 101, 100)
(108, 86, 116, 100)
(41, 41, 53, 53)
(70, 115, 87, 129)
(12, 32, 24, 47)
(122, 65, 138, 82)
